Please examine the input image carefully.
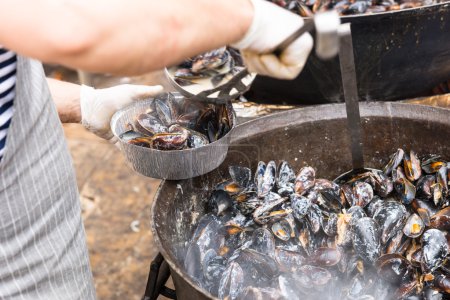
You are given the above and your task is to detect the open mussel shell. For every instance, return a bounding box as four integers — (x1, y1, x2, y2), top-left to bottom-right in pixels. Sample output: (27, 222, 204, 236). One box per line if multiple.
(111, 93, 235, 179)
(165, 48, 256, 104)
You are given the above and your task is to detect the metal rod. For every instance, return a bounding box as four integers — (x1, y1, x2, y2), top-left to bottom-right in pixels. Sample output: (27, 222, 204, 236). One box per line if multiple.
(142, 253, 164, 300)
(338, 23, 364, 171)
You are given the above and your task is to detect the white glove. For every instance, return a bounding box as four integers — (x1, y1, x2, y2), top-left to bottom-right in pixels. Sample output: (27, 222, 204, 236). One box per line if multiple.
(80, 84, 163, 142)
(232, 0, 313, 80)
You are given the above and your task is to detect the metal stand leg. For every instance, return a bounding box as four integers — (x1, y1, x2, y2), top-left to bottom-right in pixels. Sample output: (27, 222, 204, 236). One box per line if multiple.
(142, 253, 176, 300)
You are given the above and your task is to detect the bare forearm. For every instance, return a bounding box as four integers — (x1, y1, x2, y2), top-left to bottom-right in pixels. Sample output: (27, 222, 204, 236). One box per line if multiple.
(47, 78, 81, 123)
(0, 0, 253, 75)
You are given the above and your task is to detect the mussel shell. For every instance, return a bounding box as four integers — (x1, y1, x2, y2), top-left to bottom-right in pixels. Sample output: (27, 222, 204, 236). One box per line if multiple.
(317, 188, 343, 213)
(345, 254, 365, 278)
(252, 196, 287, 225)
(386, 229, 410, 255)
(403, 213, 425, 238)
(373, 200, 407, 244)
(184, 243, 203, 283)
(155, 98, 176, 126)
(322, 212, 338, 237)
(277, 161, 296, 188)
(236, 287, 283, 300)
(383, 148, 405, 175)
(393, 268, 419, 299)
(431, 182, 444, 206)
(257, 161, 276, 198)
(295, 166, 316, 194)
(340, 184, 354, 207)
(202, 249, 226, 283)
(236, 248, 279, 280)
(119, 129, 144, 142)
(437, 166, 448, 195)
(411, 198, 439, 217)
(254, 160, 266, 185)
(187, 131, 209, 148)
(434, 274, 450, 294)
(218, 261, 244, 300)
(416, 175, 436, 200)
(208, 190, 233, 216)
(307, 247, 342, 267)
(366, 197, 384, 218)
(353, 217, 381, 263)
(275, 248, 305, 273)
(191, 47, 229, 73)
(299, 265, 332, 286)
(403, 150, 422, 182)
(298, 220, 314, 255)
(195, 218, 224, 257)
(128, 136, 153, 148)
(150, 132, 188, 150)
(375, 253, 410, 284)
(394, 177, 416, 205)
(135, 113, 168, 136)
(291, 194, 312, 221)
(422, 156, 446, 174)
(229, 166, 252, 190)
(370, 170, 394, 197)
(336, 213, 352, 247)
(271, 219, 292, 241)
(430, 207, 450, 231)
(353, 181, 374, 208)
(423, 287, 444, 300)
(306, 203, 323, 233)
(421, 229, 449, 273)
(279, 274, 307, 300)
(250, 228, 276, 256)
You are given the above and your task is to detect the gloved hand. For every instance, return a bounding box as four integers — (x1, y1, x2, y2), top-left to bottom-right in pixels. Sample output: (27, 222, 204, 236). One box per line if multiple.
(231, 0, 314, 80)
(80, 84, 163, 142)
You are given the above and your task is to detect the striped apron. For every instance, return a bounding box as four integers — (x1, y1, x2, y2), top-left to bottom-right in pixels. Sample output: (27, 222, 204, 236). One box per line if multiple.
(0, 56, 96, 299)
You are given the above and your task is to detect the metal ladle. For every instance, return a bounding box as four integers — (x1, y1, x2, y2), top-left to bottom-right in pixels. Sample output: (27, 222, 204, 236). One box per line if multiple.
(333, 23, 381, 184)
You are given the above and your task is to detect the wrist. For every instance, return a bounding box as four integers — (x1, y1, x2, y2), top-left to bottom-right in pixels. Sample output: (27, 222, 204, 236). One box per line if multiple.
(80, 85, 96, 128)
(230, 0, 304, 52)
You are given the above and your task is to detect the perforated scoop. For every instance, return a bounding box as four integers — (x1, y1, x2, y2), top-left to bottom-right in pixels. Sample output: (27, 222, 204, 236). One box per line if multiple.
(165, 13, 340, 105)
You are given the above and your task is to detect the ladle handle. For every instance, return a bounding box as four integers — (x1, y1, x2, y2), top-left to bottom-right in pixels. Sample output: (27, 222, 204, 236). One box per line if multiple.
(339, 23, 365, 171)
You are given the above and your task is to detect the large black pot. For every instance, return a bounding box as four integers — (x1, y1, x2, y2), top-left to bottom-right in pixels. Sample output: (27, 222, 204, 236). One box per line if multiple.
(245, 3, 450, 104)
(151, 102, 450, 300)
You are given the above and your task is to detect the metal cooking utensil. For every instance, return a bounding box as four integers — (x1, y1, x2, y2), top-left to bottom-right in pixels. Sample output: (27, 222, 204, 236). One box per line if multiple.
(334, 23, 381, 183)
(110, 92, 235, 180)
(165, 18, 319, 105)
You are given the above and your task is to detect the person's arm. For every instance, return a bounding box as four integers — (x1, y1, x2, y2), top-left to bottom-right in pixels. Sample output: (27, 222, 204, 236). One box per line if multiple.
(0, 0, 253, 75)
(47, 78, 81, 123)
(46, 78, 163, 140)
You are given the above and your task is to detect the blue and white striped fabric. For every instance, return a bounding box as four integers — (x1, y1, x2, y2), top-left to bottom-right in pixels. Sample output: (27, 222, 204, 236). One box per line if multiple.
(0, 48, 16, 160)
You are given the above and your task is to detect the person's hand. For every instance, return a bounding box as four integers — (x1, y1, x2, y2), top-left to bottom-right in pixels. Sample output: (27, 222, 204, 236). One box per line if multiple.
(231, 0, 313, 80)
(80, 84, 163, 142)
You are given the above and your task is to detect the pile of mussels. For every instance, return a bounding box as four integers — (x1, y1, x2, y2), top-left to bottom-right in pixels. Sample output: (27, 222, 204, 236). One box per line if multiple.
(173, 47, 244, 87)
(119, 93, 234, 150)
(184, 149, 450, 299)
(270, 0, 445, 16)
